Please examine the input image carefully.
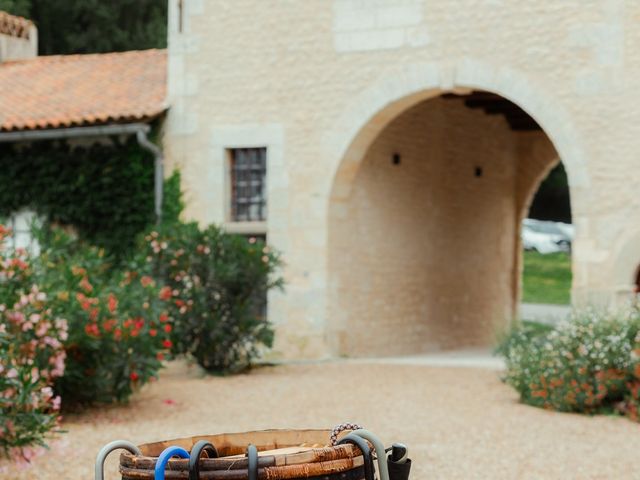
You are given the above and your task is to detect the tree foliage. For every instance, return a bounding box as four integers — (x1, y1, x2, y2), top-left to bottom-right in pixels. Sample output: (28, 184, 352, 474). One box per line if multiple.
(0, 0, 167, 54)
(528, 163, 572, 223)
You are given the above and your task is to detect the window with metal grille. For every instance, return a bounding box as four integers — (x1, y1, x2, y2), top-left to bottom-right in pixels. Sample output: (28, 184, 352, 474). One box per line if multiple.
(230, 148, 267, 222)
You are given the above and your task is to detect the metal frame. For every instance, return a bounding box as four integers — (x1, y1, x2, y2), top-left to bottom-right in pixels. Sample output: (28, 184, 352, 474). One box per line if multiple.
(229, 147, 267, 222)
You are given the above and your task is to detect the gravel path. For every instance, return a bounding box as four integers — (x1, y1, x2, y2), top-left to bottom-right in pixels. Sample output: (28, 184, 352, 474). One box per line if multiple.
(2, 360, 640, 479)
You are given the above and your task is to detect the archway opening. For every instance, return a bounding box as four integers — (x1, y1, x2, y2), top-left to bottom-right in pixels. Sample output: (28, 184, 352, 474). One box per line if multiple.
(521, 162, 573, 307)
(328, 90, 568, 356)
(635, 266, 640, 294)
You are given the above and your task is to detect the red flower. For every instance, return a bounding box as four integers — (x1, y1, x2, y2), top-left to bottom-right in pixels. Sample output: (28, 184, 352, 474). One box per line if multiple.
(102, 319, 117, 332)
(159, 313, 169, 323)
(149, 329, 158, 337)
(79, 276, 93, 293)
(140, 276, 155, 287)
(130, 372, 139, 381)
(159, 286, 172, 301)
(84, 323, 100, 337)
(107, 293, 118, 313)
(10, 258, 28, 270)
(162, 339, 172, 349)
(164, 324, 172, 333)
(76, 292, 98, 311)
(156, 353, 164, 361)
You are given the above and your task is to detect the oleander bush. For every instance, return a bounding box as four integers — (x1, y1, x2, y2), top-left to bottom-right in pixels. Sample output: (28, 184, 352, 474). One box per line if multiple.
(141, 223, 284, 374)
(32, 228, 173, 408)
(0, 225, 67, 461)
(498, 309, 640, 421)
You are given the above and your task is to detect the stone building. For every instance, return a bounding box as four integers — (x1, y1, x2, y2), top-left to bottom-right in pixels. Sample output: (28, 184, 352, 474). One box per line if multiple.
(164, 0, 640, 359)
(0, 11, 36, 62)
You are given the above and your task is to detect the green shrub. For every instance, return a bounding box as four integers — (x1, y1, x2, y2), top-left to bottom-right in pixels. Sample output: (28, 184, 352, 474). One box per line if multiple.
(33, 228, 173, 408)
(0, 225, 67, 461)
(498, 310, 640, 421)
(142, 223, 284, 374)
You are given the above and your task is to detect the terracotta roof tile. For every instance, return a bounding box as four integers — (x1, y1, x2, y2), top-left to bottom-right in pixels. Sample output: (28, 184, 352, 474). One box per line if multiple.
(0, 11, 33, 39)
(0, 49, 167, 131)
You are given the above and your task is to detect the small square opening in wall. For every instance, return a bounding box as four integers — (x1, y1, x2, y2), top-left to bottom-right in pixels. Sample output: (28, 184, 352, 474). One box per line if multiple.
(229, 147, 267, 222)
(475, 166, 483, 178)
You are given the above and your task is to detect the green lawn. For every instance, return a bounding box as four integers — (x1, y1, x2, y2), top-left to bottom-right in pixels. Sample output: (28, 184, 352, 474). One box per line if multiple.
(522, 251, 572, 305)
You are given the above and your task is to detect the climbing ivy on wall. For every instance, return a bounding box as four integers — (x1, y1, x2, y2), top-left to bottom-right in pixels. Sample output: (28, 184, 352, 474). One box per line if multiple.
(0, 136, 181, 256)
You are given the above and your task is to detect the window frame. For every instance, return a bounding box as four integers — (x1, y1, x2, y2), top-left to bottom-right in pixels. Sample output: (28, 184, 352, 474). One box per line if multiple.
(228, 147, 268, 224)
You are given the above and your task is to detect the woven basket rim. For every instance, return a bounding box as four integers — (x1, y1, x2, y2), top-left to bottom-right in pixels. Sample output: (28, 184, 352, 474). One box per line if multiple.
(120, 429, 364, 472)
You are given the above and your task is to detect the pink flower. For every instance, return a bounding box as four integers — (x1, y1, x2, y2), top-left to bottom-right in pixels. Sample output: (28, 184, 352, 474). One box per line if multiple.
(50, 352, 66, 378)
(35, 322, 49, 337)
(8, 311, 25, 324)
(41, 386, 53, 399)
(43, 336, 61, 348)
(55, 318, 68, 331)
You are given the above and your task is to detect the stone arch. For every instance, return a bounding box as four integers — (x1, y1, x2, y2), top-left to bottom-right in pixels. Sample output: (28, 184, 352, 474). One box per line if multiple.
(324, 59, 590, 356)
(325, 60, 590, 204)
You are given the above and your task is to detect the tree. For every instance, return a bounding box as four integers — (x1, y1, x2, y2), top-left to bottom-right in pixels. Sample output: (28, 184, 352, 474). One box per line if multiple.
(528, 163, 572, 223)
(0, 0, 167, 54)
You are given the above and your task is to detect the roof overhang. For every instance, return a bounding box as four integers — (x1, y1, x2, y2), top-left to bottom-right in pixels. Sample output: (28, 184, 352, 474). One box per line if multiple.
(0, 122, 151, 143)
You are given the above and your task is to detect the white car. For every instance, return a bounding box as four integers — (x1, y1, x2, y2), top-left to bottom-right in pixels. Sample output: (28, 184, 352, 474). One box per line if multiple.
(522, 219, 573, 254)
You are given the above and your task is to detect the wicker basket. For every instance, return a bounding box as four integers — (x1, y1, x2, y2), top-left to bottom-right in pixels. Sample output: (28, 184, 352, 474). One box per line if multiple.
(118, 429, 367, 480)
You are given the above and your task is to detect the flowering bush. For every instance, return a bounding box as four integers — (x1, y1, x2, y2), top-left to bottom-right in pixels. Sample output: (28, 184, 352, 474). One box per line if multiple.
(142, 223, 283, 373)
(0, 225, 67, 460)
(498, 309, 640, 421)
(33, 228, 173, 407)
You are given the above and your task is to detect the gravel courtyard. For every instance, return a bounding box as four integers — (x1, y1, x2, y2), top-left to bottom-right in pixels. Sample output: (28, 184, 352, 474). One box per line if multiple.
(3, 360, 640, 480)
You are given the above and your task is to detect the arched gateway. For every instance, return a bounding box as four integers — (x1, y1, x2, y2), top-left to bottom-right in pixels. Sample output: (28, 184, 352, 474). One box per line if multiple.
(165, 1, 640, 359)
(325, 62, 588, 356)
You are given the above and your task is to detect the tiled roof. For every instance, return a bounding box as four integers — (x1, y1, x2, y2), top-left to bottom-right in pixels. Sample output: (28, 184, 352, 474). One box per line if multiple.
(0, 11, 33, 39)
(0, 49, 167, 132)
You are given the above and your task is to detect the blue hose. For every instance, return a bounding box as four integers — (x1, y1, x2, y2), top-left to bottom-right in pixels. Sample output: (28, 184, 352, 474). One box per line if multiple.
(154, 446, 190, 480)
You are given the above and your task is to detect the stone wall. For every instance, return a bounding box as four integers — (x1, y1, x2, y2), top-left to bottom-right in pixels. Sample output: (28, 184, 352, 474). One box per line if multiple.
(165, 0, 640, 358)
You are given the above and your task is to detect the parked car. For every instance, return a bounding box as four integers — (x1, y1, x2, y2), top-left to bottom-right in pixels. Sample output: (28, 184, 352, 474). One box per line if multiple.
(522, 219, 573, 254)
